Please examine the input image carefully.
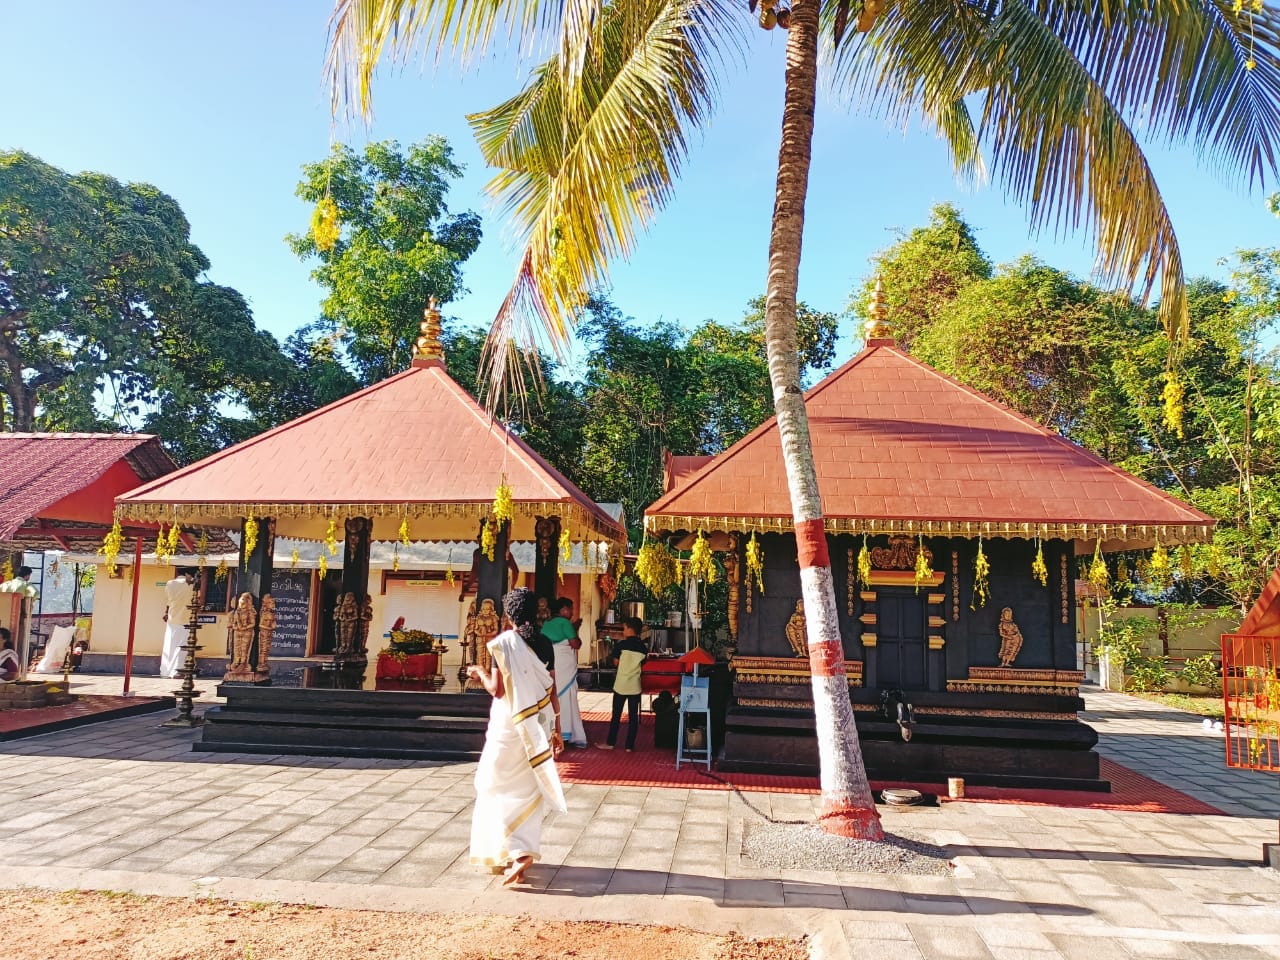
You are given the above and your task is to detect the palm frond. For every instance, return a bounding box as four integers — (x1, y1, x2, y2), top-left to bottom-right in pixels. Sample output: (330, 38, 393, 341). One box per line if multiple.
(468, 0, 741, 409)
(1044, 1, 1280, 188)
(832, 0, 1193, 342)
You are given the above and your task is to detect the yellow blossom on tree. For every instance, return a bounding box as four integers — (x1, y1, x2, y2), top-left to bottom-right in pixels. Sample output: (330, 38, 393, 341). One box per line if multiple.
(1162, 373, 1185, 439)
(312, 195, 341, 252)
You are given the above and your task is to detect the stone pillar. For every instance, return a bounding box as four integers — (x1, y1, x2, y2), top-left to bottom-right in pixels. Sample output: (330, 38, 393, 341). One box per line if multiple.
(533, 515, 561, 605)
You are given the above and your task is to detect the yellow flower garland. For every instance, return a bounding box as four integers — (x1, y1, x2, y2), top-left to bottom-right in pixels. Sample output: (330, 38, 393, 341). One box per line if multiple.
(196, 529, 209, 569)
(319, 553, 328, 578)
(559, 528, 572, 564)
(1031, 537, 1048, 587)
(398, 516, 411, 548)
(635, 541, 678, 596)
(290, 549, 300, 571)
(971, 536, 990, 609)
(492, 474, 514, 526)
(243, 512, 259, 564)
(745, 532, 765, 593)
(100, 518, 125, 578)
(856, 534, 872, 589)
(913, 535, 932, 593)
(481, 518, 497, 562)
(1087, 538, 1109, 594)
(688, 530, 717, 584)
(214, 558, 228, 583)
(324, 518, 339, 557)
(1148, 540, 1172, 590)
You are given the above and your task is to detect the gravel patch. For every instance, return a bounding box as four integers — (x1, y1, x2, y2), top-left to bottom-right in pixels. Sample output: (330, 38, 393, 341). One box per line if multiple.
(741, 821, 953, 876)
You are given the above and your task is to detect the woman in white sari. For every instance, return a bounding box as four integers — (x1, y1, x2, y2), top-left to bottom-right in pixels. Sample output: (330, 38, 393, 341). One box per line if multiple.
(468, 588, 568, 886)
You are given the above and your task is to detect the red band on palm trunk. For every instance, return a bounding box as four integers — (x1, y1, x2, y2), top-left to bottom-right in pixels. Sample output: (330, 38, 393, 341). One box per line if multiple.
(809, 639, 844, 677)
(795, 518, 828, 569)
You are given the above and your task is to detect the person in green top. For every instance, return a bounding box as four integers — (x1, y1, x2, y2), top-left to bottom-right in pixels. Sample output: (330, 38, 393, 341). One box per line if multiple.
(541, 597, 588, 747)
(599, 617, 648, 752)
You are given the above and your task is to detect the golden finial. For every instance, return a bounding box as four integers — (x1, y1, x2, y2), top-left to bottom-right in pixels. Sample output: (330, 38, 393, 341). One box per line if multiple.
(413, 296, 445, 366)
(863, 275, 893, 343)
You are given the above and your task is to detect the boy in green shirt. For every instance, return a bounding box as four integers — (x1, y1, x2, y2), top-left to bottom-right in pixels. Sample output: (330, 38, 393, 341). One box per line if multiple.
(599, 617, 648, 752)
(541, 597, 588, 747)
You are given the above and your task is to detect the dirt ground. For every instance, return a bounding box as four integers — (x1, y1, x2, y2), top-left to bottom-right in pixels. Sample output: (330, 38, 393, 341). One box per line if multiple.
(0, 889, 807, 960)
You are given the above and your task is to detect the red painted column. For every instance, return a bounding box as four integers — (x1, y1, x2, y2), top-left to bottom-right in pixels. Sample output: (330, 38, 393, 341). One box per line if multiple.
(122, 535, 144, 696)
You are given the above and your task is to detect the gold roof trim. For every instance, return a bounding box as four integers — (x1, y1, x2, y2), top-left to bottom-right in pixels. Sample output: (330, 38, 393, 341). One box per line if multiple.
(119, 499, 625, 545)
(643, 513, 1213, 546)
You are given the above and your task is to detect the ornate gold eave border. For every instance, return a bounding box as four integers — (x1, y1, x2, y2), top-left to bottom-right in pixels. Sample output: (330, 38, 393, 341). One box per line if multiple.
(643, 514, 1214, 547)
(117, 500, 626, 547)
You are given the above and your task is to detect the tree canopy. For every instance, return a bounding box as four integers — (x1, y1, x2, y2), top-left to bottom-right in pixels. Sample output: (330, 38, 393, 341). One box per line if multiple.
(288, 138, 482, 385)
(0, 150, 295, 462)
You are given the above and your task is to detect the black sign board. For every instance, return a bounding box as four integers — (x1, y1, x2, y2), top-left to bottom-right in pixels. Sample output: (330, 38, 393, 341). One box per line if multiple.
(268, 569, 312, 658)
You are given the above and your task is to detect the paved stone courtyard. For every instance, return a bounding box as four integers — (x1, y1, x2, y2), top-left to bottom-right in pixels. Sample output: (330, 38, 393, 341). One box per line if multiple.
(0, 678, 1276, 959)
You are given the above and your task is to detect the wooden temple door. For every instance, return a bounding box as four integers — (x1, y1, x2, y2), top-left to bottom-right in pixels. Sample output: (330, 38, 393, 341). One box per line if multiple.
(875, 588, 929, 690)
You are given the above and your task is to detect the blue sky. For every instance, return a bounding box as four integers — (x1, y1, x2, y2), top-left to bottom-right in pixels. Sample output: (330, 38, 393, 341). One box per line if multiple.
(6, 1, 1278, 371)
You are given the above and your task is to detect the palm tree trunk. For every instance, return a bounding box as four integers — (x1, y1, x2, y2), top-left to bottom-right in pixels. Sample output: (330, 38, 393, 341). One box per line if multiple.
(762, 0, 883, 840)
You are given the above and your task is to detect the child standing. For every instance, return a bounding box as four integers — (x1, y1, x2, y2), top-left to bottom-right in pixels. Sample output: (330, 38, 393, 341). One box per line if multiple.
(599, 617, 647, 752)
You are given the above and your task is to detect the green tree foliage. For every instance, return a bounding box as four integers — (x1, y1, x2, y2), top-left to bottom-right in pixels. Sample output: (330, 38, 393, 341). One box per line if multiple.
(849, 203, 992, 350)
(574, 295, 838, 543)
(288, 138, 482, 384)
(0, 150, 294, 461)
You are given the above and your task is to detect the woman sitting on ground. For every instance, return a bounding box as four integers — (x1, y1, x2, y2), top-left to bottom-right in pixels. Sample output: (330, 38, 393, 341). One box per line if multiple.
(0, 629, 20, 682)
(467, 587, 567, 887)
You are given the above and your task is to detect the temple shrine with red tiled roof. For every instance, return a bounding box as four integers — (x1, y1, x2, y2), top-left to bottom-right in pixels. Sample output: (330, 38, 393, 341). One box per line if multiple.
(644, 283, 1216, 790)
(113, 300, 626, 757)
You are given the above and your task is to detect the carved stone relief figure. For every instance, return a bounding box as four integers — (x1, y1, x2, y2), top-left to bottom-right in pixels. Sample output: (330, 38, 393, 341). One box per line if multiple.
(473, 598, 500, 675)
(724, 533, 741, 639)
(535, 516, 557, 566)
(870, 535, 932, 571)
(357, 595, 374, 656)
(334, 591, 360, 658)
(225, 592, 258, 681)
(785, 599, 808, 658)
(462, 600, 481, 691)
(255, 595, 276, 678)
(997, 607, 1025, 667)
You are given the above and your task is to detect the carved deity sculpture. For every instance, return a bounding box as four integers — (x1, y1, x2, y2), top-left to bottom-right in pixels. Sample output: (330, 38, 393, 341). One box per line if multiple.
(536, 595, 551, 628)
(535, 516, 557, 566)
(997, 607, 1025, 667)
(357, 595, 374, 656)
(474, 598, 500, 674)
(462, 600, 481, 690)
(334, 591, 360, 658)
(255, 595, 276, 678)
(724, 533, 741, 639)
(226, 592, 258, 680)
(785, 599, 808, 658)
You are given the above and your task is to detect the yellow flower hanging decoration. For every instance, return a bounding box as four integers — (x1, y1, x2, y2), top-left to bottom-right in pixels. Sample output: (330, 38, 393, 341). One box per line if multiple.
(492, 474, 514, 526)
(445, 551, 456, 586)
(1, 558, 13, 584)
(559, 528, 572, 564)
(398, 516, 411, 548)
(392, 543, 401, 572)
(1179, 545, 1194, 580)
(243, 512, 259, 566)
(324, 518, 339, 557)
(913, 536, 933, 593)
(1031, 537, 1048, 587)
(196, 529, 209, 568)
(166, 521, 182, 558)
(745, 532, 765, 593)
(635, 540, 678, 596)
(688, 530, 717, 584)
(1148, 540, 1173, 590)
(480, 518, 497, 562)
(290, 549, 300, 571)
(319, 553, 328, 578)
(214, 558, 228, 583)
(154, 523, 172, 565)
(1087, 538, 1109, 594)
(311, 195, 340, 253)
(100, 517, 125, 578)
(856, 534, 872, 589)
(972, 536, 990, 609)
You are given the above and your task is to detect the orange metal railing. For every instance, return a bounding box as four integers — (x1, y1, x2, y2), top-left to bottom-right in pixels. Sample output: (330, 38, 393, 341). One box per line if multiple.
(1221, 634, 1280, 773)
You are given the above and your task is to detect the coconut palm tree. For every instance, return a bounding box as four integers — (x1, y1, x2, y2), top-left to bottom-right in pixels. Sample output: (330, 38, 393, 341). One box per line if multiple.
(328, 0, 1280, 839)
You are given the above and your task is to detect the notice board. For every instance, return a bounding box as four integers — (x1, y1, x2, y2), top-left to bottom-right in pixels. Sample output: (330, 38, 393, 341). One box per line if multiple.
(268, 569, 312, 657)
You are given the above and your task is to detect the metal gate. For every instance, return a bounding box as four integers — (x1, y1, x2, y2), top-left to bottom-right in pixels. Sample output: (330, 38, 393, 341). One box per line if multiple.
(1221, 633, 1280, 773)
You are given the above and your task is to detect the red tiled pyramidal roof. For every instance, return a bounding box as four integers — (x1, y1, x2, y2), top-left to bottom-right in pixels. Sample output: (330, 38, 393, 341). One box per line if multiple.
(0, 433, 176, 542)
(645, 345, 1214, 546)
(117, 361, 624, 544)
